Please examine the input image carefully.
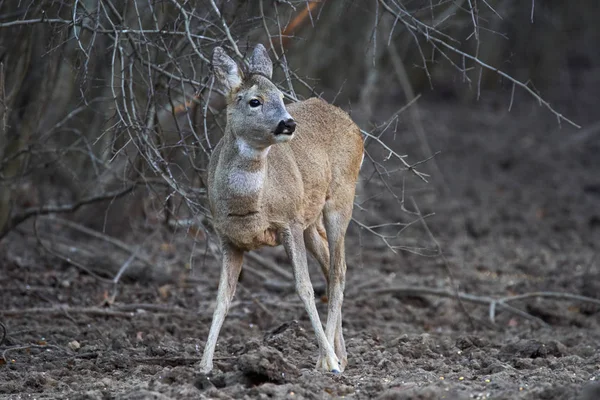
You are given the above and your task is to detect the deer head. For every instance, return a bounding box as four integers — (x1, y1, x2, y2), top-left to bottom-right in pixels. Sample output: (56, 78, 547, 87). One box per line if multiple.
(212, 44, 296, 150)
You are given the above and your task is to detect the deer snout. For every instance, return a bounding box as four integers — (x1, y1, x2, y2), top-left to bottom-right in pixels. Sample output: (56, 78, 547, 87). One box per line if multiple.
(275, 118, 296, 135)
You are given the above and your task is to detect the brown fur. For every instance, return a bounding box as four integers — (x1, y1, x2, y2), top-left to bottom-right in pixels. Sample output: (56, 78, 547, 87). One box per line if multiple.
(208, 97, 362, 250)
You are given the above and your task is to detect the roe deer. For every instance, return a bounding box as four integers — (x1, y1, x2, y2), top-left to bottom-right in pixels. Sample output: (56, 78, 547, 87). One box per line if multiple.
(199, 44, 363, 374)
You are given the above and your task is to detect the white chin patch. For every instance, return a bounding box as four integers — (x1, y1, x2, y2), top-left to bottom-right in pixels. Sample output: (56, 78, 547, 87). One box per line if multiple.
(275, 132, 294, 142)
(236, 138, 270, 159)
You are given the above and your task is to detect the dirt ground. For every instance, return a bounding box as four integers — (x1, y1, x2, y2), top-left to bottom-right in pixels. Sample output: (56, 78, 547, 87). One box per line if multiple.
(1, 99, 599, 399)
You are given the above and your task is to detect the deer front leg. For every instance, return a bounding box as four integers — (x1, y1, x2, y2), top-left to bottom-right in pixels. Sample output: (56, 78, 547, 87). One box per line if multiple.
(199, 242, 244, 374)
(282, 224, 340, 373)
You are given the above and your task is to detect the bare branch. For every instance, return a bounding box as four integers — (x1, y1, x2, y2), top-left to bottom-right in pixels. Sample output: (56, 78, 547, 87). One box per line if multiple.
(378, 0, 581, 129)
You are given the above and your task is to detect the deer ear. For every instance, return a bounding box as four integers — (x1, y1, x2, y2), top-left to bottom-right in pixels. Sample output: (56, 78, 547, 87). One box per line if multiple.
(248, 44, 273, 79)
(213, 47, 243, 94)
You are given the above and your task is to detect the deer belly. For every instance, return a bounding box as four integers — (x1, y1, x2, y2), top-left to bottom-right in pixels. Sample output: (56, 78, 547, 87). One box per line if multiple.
(219, 214, 279, 250)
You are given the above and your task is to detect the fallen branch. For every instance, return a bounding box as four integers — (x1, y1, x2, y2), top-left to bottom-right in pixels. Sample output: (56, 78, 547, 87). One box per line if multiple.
(355, 286, 600, 327)
(1, 344, 72, 363)
(43, 216, 155, 270)
(0, 185, 136, 240)
(0, 304, 203, 320)
(245, 251, 294, 281)
(111, 303, 194, 315)
(0, 307, 135, 319)
(32, 220, 115, 284)
(489, 291, 600, 323)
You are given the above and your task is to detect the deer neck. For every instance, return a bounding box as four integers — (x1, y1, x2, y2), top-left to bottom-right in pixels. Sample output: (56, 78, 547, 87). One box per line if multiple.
(219, 133, 271, 201)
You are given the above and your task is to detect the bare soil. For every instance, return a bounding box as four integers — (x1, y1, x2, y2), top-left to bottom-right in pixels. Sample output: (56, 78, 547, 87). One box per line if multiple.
(1, 101, 599, 399)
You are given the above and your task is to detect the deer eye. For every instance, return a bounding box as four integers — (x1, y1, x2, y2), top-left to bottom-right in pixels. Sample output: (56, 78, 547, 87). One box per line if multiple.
(248, 99, 261, 107)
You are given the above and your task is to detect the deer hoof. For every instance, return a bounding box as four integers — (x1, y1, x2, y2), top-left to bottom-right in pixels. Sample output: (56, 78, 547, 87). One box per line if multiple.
(198, 361, 213, 375)
(317, 354, 342, 374)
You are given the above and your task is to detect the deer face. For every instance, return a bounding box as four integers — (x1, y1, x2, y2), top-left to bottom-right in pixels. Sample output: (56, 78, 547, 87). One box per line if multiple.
(213, 45, 295, 149)
(228, 75, 295, 147)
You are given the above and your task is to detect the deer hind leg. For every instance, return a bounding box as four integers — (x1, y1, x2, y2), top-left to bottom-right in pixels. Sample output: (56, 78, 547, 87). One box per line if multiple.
(199, 242, 244, 374)
(304, 216, 330, 282)
(323, 201, 352, 372)
(283, 224, 340, 373)
(304, 220, 347, 371)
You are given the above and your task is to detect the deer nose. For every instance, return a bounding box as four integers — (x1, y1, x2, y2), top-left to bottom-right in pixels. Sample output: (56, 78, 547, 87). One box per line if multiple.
(275, 118, 296, 135)
(283, 118, 296, 131)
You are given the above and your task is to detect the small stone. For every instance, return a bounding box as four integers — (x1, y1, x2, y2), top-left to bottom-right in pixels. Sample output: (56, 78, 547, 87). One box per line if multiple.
(68, 340, 81, 351)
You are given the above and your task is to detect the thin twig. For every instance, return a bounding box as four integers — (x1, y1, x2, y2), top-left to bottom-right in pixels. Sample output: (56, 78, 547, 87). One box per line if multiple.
(209, 0, 244, 59)
(361, 128, 431, 183)
(387, 42, 448, 193)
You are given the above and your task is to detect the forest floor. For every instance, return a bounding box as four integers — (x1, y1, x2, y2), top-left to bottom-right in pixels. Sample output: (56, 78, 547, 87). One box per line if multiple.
(1, 100, 599, 399)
